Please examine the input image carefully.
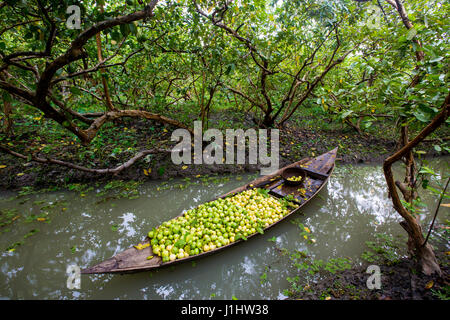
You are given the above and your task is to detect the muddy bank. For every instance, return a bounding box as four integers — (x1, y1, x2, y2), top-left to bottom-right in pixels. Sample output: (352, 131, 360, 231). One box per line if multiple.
(286, 228, 449, 300)
(288, 253, 449, 300)
(291, 259, 450, 300)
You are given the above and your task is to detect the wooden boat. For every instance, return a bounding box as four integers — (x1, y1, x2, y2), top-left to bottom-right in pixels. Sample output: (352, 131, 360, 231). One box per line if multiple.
(81, 148, 337, 274)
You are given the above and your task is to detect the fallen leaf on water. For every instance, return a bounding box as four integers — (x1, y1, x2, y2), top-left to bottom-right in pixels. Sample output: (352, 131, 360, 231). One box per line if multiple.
(425, 280, 434, 290)
(134, 243, 150, 250)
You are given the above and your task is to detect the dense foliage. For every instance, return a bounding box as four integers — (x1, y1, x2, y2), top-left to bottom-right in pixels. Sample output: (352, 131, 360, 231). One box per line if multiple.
(0, 0, 447, 136)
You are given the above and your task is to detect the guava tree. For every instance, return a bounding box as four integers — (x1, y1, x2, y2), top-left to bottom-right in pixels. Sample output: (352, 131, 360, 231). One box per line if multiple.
(0, 0, 206, 173)
(379, 0, 448, 276)
(191, 0, 361, 128)
(0, 0, 198, 143)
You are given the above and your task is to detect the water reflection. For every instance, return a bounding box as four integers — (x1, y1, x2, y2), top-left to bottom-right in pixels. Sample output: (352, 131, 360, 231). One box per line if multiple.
(0, 158, 447, 299)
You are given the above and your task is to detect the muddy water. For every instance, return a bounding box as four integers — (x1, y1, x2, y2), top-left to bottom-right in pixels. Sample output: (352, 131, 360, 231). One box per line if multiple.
(0, 158, 448, 300)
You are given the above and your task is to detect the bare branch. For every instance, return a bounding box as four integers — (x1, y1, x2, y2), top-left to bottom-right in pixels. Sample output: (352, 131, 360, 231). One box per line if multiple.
(49, 94, 94, 125)
(83, 109, 193, 143)
(0, 144, 171, 175)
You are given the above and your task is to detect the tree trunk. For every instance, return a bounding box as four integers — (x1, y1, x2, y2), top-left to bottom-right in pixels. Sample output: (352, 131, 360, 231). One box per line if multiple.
(95, 1, 115, 111)
(382, 0, 444, 275)
(261, 111, 275, 128)
(398, 125, 418, 202)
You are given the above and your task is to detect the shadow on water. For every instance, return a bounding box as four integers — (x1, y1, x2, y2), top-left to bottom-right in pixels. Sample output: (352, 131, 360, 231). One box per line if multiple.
(0, 157, 448, 299)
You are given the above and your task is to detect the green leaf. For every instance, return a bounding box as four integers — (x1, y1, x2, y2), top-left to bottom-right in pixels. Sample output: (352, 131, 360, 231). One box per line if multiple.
(235, 233, 247, 241)
(340, 110, 353, 119)
(157, 167, 165, 176)
(174, 239, 186, 248)
(70, 87, 81, 95)
(120, 24, 130, 37)
(419, 166, 435, 175)
(406, 28, 417, 40)
(2, 92, 12, 102)
(129, 22, 137, 35)
(413, 111, 430, 122)
(429, 56, 444, 63)
(111, 30, 121, 42)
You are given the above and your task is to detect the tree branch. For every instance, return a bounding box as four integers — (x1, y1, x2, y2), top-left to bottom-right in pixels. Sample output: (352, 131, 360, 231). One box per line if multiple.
(0, 144, 171, 175)
(83, 109, 193, 143)
(36, 0, 159, 100)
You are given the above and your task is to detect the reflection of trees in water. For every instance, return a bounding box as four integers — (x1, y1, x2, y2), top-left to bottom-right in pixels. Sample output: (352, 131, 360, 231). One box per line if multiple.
(297, 165, 403, 261)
